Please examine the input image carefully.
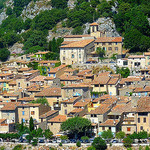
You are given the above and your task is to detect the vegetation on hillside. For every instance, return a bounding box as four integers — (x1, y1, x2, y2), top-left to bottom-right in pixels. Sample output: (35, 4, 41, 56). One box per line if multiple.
(0, 0, 150, 61)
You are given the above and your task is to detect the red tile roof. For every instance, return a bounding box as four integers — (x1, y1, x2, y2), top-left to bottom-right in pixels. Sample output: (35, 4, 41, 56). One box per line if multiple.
(90, 22, 99, 26)
(18, 97, 34, 101)
(100, 119, 119, 126)
(1, 102, 21, 111)
(128, 55, 145, 59)
(48, 115, 67, 123)
(60, 39, 94, 48)
(40, 110, 58, 119)
(95, 37, 122, 43)
(35, 87, 61, 97)
(30, 75, 46, 82)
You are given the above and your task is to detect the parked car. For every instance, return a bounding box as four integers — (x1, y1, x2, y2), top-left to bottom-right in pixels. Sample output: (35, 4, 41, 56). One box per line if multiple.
(70, 139, 77, 143)
(52, 140, 57, 143)
(0, 138, 3, 142)
(56, 138, 61, 143)
(111, 139, 119, 143)
(11, 139, 19, 143)
(61, 139, 70, 143)
(89, 138, 94, 143)
(38, 137, 45, 143)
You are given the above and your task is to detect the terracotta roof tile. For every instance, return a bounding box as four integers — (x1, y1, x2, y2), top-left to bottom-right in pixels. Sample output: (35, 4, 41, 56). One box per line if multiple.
(59, 75, 82, 81)
(48, 115, 67, 123)
(69, 108, 83, 113)
(40, 110, 58, 119)
(1, 102, 21, 111)
(0, 119, 6, 124)
(18, 97, 34, 101)
(18, 68, 32, 72)
(144, 52, 150, 56)
(90, 22, 99, 26)
(137, 97, 150, 112)
(44, 76, 54, 80)
(49, 65, 67, 73)
(35, 51, 49, 55)
(64, 35, 92, 38)
(0, 73, 12, 77)
(134, 86, 150, 93)
(18, 103, 41, 107)
(77, 69, 92, 76)
(128, 55, 145, 59)
(3, 93, 19, 97)
(60, 39, 94, 48)
(39, 60, 60, 64)
(64, 68, 77, 72)
(108, 78, 119, 85)
(61, 97, 80, 103)
(63, 82, 91, 88)
(95, 37, 122, 43)
(89, 104, 111, 114)
(30, 75, 46, 82)
(100, 119, 119, 126)
(35, 87, 61, 97)
(92, 76, 110, 84)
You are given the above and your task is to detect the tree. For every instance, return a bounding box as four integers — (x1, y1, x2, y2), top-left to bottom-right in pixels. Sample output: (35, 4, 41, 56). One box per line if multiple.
(81, 136, 89, 142)
(61, 117, 91, 139)
(145, 146, 150, 150)
(6, 7, 13, 15)
(60, 135, 68, 140)
(92, 137, 107, 150)
(72, 26, 83, 35)
(96, 47, 105, 57)
(123, 137, 133, 148)
(30, 97, 49, 106)
(116, 67, 130, 78)
(137, 131, 148, 139)
(0, 48, 10, 62)
(43, 129, 53, 140)
(29, 117, 34, 132)
(116, 131, 125, 140)
(101, 130, 113, 141)
(51, 0, 68, 9)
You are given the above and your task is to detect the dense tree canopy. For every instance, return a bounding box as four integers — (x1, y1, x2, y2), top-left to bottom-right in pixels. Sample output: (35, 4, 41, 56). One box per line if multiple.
(61, 117, 91, 139)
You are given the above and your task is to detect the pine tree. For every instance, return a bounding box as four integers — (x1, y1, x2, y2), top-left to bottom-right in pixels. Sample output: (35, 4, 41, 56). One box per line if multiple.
(29, 117, 34, 132)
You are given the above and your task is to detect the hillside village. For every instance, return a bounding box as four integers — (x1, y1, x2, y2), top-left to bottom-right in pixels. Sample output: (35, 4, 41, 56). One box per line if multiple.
(0, 20, 149, 144)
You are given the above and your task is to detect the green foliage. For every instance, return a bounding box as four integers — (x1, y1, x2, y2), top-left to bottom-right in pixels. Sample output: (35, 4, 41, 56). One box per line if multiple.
(87, 146, 96, 150)
(0, 133, 20, 140)
(145, 146, 150, 150)
(101, 130, 113, 140)
(61, 117, 91, 139)
(92, 137, 107, 150)
(123, 137, 133, 148)
(27, 61, 38, 70)
(43, 129, 53, 139)
(60, 135, 68, 140)
(38, 66, 47, 76)
(81, 136, 89, 141)
(72, 26, 83, 35)
(12, 144, 23, 150)
(24, 18, 32, 30)
(114, 2, 150, 52)
(6, 7, 13, 15)
(45, 52, 59, 60)
(48, 37, 63, 54)
(0, 48, 10, 62)
(97, 0, 112, 17)
(59, 142, 62, 146)
(51, 0, 68, 9)
(55, 62, 61, 67)
(29, 117, 34, 132)
(33, 9, 67, 31)
(76, 140, 81, 147)
(23, 30, 47, 53)
(0, 146, 5, 150)
(116, 67, 130, 78)
(30, 97, 49, 106)
(91, 91, 107, 97)
(31, 138, 38, 146)
(116, 131, 126, 139)
(96, 47, 105, 57)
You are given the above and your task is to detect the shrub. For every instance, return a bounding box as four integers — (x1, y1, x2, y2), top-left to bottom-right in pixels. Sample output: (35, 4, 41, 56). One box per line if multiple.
(59, 142, 62, 146)
(87, 146, 96, 150)
(123, 137, 133, 148)
(0, 146, 5, 150)
(145, 146, 150, 150)
(32, 138, 38, 146)
(92, 137, 107, 150)
(76, 140, 81, 147)
(13, 144, 23, 150)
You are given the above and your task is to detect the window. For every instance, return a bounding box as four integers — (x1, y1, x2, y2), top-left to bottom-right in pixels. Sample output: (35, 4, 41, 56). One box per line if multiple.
(94, 114, 97, 117)
(95, 84, 99, 87)
(31, 111, 35, 115)
(138, 118, 140, 123)
(109, 127, 111, 130)
(71, 50, 73, 53)
(63, 57, 65, 60)
(143, 118, 146, 123)
(79, 54, 81, 58)
(102, 127, 105, 130)
(109, 42, 112, 45)
(63, 51, 65, 54)
(108, 47, 112, 50)
(110, 85, 112, 87)
(140, 126, 143, 130)
(71, 54, 74, 58)
(127, 127, 131, 131)
(22, 119, 25, 123)
(65, 109, 67, 115)
(91, 114, 93, 117)
(18, 82, 20, 87)
(116, 42, 118, 45)
(102, 43, 105, 46)
(115, 47, 118, 51)
(22, 111, 25, 116)
(100, 85, 104, 87)
(51, 123, 53, 125)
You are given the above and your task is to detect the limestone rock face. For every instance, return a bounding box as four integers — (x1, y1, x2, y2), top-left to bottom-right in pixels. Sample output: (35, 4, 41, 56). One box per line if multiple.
(8, 43, 24, 54)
